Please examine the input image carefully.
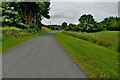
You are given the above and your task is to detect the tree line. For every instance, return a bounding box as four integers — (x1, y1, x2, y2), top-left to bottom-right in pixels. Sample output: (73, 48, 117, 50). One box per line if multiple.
(62, 14, 120, 32)
(1, 1, 50, 31)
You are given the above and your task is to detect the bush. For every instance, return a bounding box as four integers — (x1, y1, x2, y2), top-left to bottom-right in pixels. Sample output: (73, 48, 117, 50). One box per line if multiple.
(73, 25, 80, 31)
(2, 26, 22, 31)
(50, 26, 62, 30)
(56, 26, 60, 30)
(2, 30, 29, 37)
(50, 26, 56, 30)
(64, 25, 73, 31)
(2, 27, 43, 38)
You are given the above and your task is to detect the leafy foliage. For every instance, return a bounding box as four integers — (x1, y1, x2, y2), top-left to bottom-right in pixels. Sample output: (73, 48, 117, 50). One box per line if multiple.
(62, 22, 67, 29)
(101, 17, 120, 31)
(62, 14, 120, 32)
(46, 25, 62, 30)
(2, 2, 51, 30)
(79, 14, 96, 24)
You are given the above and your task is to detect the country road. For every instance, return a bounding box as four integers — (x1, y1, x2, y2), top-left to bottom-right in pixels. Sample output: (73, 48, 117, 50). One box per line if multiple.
(3, 32, 88, 78)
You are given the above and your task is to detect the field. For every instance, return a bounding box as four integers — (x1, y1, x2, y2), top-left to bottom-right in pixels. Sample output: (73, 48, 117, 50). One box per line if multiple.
(54, 32, 118, 78)
(63, 31, 119, 52)
(0, 27, 52, 53)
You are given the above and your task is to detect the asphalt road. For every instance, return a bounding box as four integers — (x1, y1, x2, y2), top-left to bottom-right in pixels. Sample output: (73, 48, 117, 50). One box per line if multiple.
(3, 32, 88, 78)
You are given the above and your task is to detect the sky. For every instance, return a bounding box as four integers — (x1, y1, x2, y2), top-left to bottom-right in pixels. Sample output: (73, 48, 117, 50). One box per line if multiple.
(51, 0, 119, 2)
(42, 0, 119, 25)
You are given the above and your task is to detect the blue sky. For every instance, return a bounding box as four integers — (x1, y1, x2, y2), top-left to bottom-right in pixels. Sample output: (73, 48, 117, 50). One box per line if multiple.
(42, 0, 119, 25)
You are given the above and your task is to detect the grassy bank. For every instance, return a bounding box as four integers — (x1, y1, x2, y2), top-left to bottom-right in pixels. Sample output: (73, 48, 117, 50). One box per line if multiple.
(63, 31, 119, 52)
(1, 27, 52, 53)
(54, 32, 118, 78)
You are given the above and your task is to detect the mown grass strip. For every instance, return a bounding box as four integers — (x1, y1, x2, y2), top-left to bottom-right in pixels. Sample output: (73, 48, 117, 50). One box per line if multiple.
(54, 32, 118, 78)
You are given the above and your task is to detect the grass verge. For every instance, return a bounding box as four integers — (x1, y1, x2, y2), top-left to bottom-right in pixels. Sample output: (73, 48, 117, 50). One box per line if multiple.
(63, 31, 119, 52)
(54, 32, 118, 78)
(2, 30, 51, 53)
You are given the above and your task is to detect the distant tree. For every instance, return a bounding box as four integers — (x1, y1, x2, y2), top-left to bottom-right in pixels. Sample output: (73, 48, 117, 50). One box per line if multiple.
(69, 23, 76, 27)
(79, 14, 96, 24)
(100, 17, 120, 31)
(78, 14, 97, 32)
(62, 22, 67, 29)
(93, 23, 104, 31)
(64, 24, 73, 31)
(73, 25, 80, 31)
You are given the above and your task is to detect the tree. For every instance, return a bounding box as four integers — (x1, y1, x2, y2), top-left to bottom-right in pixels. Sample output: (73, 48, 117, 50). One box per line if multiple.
(2, 2, 51, 30)
(79, 14, 96, 24)
(64, 24, 73, 31)
(100, 17, 120, 31)
(62, 22, 67, 29)
(73, 25, 80, 31)
(2, 2, 28, 28)
(78, 14, 97, 32)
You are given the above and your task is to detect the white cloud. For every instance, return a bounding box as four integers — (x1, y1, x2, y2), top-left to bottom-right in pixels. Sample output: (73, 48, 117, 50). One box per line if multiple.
(42, 2, 118, 25)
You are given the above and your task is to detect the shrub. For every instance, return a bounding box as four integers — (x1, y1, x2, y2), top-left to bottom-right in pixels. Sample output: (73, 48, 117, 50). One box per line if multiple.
(2, 26, 22, 31)
(73, 25, 80, 31)
(64, 25, 73, 31)
(50, 26, 56, 30)
(56, 26, 60, 30)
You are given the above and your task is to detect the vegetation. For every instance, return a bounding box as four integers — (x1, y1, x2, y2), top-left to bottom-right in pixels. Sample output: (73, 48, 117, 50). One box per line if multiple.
(1, 2, 50, 29)
(1, 2, 51, 52)
(63, 31, 119, 52)
(62, 22, 67, 29)
(1, 1, 119, 79)
(1, 27, 52, 52)
(50, 25, 62, 30)
(58, 14, 119, 79)
(62, 14, 120, 32)
(45, 25, 62, 30)
(55, 32, 118, 78)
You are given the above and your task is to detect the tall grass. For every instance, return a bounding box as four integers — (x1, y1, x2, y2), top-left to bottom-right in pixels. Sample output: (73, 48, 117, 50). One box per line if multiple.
(63, 31, 119, 52)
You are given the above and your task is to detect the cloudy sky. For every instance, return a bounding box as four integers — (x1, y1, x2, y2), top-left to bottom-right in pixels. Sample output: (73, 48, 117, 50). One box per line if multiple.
(42, 0, 119, 25)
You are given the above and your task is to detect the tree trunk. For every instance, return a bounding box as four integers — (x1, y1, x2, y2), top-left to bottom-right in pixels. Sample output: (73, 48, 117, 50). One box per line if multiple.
(28, 11, 32, 26)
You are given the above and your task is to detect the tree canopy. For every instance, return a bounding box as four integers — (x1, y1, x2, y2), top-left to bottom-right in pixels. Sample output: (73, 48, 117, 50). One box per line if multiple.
(62, 14, 120, 32)
(1, 2, 50, 30)
(62, 22, 67, 29)
(79, 14, 96, 24)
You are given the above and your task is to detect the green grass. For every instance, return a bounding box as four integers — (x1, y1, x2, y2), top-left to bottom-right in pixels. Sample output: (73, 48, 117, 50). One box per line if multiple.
(63, 31, 119, 52)
(54, 32, 118, 78)
(1, 29, 52, 53)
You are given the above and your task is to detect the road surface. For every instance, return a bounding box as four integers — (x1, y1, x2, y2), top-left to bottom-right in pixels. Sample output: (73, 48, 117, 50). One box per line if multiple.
(3, 32, 88, 78)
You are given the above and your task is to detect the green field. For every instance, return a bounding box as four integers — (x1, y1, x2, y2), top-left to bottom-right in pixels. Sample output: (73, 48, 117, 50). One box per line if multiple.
(63, 31, 119, 52)
(54, 32, 118, 78)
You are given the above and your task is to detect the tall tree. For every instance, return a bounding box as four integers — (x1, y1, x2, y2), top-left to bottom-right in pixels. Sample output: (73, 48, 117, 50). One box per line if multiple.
(79, 14, 96, 24)
(62, 22, 67, 29)
(78, 14, 97, 32)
